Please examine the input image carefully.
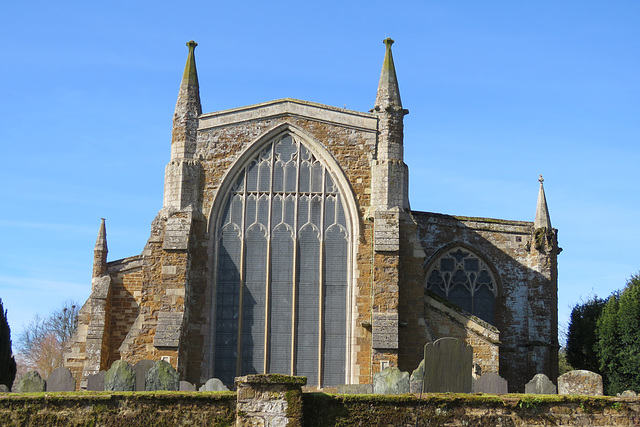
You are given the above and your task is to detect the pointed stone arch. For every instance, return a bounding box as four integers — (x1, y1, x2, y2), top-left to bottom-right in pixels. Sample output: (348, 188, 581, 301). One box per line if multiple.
(205, 123, 359, 387)
(424, 243, 500, 325)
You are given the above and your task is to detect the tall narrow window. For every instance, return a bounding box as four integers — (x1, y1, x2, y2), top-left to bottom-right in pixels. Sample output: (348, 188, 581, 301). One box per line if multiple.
(425, 247, 497, 324)
(213, 134, 349, 387)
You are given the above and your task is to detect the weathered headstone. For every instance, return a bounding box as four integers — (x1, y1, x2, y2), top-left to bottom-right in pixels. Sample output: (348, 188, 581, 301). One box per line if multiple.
(337, 384, 373, 394)
(180, 381, 196, 391)
(86, 371, 105, 391)
(46, 367, 76, 392)
(423, 337, 473, 393)
(473, 372, 508, 394)
(15, 370, 46, 393)
(133, 359, 155, 391)
(525, 373, 557, 394)
(410, 359, 425, 393)
(558, 370, 603, 396)
(198, 378, 229, 391)
(619, 390, 637, 397)
(104, 360, 135, 391)
(145, 359, 179, 391)
(0, 384, 9, 392)
(373, 367, 409, 394)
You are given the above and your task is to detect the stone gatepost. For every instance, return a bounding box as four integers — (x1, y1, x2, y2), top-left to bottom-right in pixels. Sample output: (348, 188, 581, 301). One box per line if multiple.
(235, 374, 306, 427)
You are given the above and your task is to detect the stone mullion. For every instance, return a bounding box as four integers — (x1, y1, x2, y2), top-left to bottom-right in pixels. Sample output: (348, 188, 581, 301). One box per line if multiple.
(263, 141, 276, 374)
(318, 166, 326, 387)
(290, 138, 301, 375)
(236, 167, 248, 377)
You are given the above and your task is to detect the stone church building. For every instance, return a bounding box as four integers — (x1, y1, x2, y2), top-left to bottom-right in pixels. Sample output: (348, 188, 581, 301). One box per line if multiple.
(64, 39, 559, 392)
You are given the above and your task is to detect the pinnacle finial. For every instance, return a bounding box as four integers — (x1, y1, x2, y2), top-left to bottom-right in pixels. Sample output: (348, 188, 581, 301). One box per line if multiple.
(181, 40, 199, 88)
(374, 37, 403, 111)
(534, 175, 552, 229)
(95, 218, 107, 252)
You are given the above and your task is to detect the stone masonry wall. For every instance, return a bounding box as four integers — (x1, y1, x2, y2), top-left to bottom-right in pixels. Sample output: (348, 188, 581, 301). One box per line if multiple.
(414, 211, 558, 392)
(193, 104, 380, 385)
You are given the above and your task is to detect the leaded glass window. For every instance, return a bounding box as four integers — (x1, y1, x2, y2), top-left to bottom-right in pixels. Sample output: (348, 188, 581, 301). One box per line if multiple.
(425, 247, 497, 324)
(213, 133, 349, 387)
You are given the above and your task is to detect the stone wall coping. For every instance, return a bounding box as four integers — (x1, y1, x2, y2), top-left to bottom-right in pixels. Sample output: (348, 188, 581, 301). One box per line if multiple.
(235, 374, 307, 387)
(425, 293, 500, 342)
(198, 98, 378, 132)
(413, 211, 533, 234)
(106, 255, 144, 273)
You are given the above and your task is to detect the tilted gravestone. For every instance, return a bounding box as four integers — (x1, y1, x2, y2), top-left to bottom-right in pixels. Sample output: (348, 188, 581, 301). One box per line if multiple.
(423, 337, 473, 393)
(104, 360, 135, 391)
(86, 371, 105, 391)
(180, 381, 196, 391)
(410, 359, 425, 393)
(525, 373, 557, 394)
(46, 367, 76, 392)
(145, 360, 179, 391)
(337, 384, 373, 394)
(198, 378, 229, 391)
(133, 359, 155, 391)
(558, 370, 603, 396)
(373, 367, 410, 394)
(473, 372, 508, 394)
(15, 371, 46, 393)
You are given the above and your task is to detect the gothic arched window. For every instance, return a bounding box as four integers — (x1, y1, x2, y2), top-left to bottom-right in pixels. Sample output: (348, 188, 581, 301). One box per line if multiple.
(212, 133, 350, 387)
(425, 247, 497, 325)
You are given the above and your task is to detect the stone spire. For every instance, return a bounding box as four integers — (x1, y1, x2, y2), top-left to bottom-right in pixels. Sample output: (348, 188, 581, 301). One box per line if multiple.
(163, 41, 203, 212)
(374, 37, 403, 112)
(171, 40, 202, 161)
(534, 175, 552, 229)
(92, 218, 108, 277)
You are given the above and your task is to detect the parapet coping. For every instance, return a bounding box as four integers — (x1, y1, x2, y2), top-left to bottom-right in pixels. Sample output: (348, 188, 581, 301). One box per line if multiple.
(198, 98, 378, 132)
(107, 255, 144, 273)
(413, 211, 533, 233)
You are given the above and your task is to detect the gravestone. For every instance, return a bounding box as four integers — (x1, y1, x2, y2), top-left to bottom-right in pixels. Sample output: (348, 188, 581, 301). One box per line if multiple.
(525, 373, 557, 394)
(473, 372, 508, 394)
(619, 390, 637, 397)
(46, 367, 76, 391)
(15, 371, 46, 393)
(86, 371, 105, 391)
(145, 359, 179, 391)
(423, 337, 473, 393)
(410, 359, 425, 393)
(180, 381, 196, 391)
(337, 384, 373, 394)
(198, 378, 229, 391)
(0, 384, 9, 392)
(133, 359, 155, 391)
(373, 367, 409, 394)
(104, 360, 135, 391)
(558, 370, 603, 396)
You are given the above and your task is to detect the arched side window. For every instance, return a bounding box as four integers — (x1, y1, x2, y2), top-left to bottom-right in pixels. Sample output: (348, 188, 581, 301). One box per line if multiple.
(212, 133, 349, 387)
(425, 247, 497, 325)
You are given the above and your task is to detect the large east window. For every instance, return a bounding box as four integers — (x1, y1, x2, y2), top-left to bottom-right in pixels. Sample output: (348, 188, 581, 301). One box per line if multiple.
(425, 247, 497, 324)
(213, 133, 349, 387)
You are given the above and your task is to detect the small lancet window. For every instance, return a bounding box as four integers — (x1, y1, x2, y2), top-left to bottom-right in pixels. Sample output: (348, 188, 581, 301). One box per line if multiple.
(425, 247, 497, 324)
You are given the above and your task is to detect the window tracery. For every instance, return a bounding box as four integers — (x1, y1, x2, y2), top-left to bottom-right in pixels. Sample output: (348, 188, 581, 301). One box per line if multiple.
(425, 247, 497, 324)
(213, 133, 349, 387)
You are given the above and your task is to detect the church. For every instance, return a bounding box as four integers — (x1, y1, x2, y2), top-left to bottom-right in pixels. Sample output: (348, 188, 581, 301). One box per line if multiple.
(64, 39, 559, 392)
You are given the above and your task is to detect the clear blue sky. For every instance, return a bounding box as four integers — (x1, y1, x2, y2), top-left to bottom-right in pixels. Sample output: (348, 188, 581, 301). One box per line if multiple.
(1, 1, 639, 345)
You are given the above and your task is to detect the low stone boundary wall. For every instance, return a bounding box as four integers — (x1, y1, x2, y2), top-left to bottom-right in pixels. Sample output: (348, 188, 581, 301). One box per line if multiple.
(2, 375, 640, 426)
(0, 391, 236, 426)
(304, 393, 640, 426)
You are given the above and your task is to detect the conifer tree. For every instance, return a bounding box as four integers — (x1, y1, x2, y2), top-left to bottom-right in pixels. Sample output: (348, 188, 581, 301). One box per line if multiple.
(596, 274, 640, 395)
(0, 299, 17, 390)
(566, 296, 605, 373)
